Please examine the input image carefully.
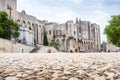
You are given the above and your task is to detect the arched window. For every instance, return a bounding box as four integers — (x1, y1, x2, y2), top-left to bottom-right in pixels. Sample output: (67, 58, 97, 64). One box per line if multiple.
(74, 31, 76, 35)
(56, 39, 59, 44)
(32, 23, 34, 30)
(17, 19, 20, 23)
(28, 22, 31, 30)
(23, 21, 26, 27)
(49, 30, 51, 35)
(39, 25, 41, 27)
(16, 19, 20, 25)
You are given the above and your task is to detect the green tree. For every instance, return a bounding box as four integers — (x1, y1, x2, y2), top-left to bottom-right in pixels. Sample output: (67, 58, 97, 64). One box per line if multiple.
(49, 40, 60, 50)
(104, 15, 120, 47)
(0, 11, 19, 40)
(43, 28, 49, 46)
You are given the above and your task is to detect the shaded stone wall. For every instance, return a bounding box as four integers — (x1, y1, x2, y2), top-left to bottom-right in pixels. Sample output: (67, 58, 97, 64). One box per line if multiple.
(0, 38, 34, 53)
(45, 19, 101, 52)
(0, 0, 44, 46)
(103, 42, 120, 52)
(16, 11, 44, 46)
(44, 22, 57, 43)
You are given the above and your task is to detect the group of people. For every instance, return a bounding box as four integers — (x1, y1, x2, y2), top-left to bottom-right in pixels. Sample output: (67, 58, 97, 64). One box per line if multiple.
(70, 47, 81, 53)
(47, 47, 81, 53)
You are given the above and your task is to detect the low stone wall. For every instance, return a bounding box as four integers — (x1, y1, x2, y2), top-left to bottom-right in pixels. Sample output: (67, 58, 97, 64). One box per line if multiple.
(0, 38, 35, 53)
(37, 45, 58, 53)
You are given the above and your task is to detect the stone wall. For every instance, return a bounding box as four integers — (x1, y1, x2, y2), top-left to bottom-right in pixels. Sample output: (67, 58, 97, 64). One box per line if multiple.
(103, 42, 120, 52)
(16, 11, 44, 46)
(0, 38, 34, 53)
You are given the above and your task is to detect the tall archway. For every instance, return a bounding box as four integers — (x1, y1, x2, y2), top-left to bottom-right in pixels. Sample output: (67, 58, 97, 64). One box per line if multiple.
(28, 22, 31, 30)
(23, 21, 26, 27)
(61, 39, 65, 51)
(17, 19, 20, 26)
(32, 23, 34, 31)
(66, 37, 76, 52)
(66, 39, 70, 51)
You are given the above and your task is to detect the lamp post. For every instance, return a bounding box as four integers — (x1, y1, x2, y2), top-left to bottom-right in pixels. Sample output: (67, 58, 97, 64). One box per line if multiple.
(7, 5, 12, 19)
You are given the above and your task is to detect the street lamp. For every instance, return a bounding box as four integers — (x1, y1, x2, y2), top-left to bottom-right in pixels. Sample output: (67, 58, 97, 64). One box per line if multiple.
(7, 5, 12, 19)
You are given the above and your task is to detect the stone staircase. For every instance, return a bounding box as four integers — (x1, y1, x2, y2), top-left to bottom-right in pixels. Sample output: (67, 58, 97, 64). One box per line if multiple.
(30, 45, 40, 53)
(30, 45, 58, 53)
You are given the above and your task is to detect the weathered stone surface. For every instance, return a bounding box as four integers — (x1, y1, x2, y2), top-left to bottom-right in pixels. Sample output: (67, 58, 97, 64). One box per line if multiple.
(0, 69, 5, 73)
(97, 64, 111, 72)
(5, 76, 18, 80)
(25, 70, 33, 75)
(76, 70, 86, 76)
(25, 76, 38, 80)
(63, 70, 71, 75)
(21, 73, 29, 78)
(52, 77, 68, 80)
(0, 77, 3, 80)
(52, 73, 59, 78)
(69, 77, 79, 80)
(94, 76, 106, 80)
(37, 78, 46, 80)
(105, 72, 116, 79)
(0, 53, 120, 80)
(16, 72, 23, 78)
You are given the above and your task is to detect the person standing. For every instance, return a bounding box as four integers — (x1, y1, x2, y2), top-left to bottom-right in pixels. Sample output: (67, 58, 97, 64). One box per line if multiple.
(70, 50, 73, 53)
(48, 49, 51, 53)
(74, 48, 77, 53)
(78, 47, 81, 52)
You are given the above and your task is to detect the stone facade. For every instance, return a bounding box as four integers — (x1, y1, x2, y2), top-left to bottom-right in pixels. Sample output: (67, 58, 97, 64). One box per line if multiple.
(0, 0, 44, 46)
(45, 18, 101, 52)
(103, 42, 120, 52)
(0, 0, 101, 52)
(0, 38, 34, 53)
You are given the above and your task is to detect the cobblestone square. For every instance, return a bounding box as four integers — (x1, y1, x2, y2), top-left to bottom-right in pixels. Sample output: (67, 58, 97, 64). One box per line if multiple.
(0, 53, 120, 80)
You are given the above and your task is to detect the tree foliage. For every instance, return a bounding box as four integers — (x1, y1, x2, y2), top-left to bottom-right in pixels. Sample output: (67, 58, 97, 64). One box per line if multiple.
(0, 11, 19, 40)
(104, 15, 120, 47)
(49, 40, 60, 50)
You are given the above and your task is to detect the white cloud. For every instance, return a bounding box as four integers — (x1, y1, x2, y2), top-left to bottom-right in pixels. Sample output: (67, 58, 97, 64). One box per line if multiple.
(92, 11, 110, 42)
(94, 10, 106, 15)
(17, 0, 108, 42)
(17, 0, 119, 42)
(36, 6, 77, 23)
(17, 0, 77, 23)
(69, 0, 83, 4)
(77, 10, 109, 42)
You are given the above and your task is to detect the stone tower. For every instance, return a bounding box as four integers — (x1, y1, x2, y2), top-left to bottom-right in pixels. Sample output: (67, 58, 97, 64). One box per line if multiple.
(0, 0, 17, 19)
(75, 17, 79, 24)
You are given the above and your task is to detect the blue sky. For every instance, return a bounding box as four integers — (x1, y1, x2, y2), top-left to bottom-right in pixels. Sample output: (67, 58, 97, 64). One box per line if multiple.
(17, 0, 120, 42)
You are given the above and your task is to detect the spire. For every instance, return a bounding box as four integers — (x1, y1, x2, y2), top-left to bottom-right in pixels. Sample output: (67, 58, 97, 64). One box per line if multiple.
(76, 17, 79, 24)
(79, 18, 81, 24)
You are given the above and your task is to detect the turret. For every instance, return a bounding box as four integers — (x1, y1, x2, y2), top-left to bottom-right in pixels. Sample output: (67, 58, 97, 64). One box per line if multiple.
(76, 17, 79, 24)
(0, 0, 17, 19)
(79, 18, 81, 24)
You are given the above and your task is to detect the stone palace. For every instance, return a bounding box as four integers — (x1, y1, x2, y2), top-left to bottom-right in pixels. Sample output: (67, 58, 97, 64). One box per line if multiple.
(0, 0, 101, 52)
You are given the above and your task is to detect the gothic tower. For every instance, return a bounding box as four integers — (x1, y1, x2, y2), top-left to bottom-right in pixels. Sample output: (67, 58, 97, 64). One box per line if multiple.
(0, 0, 17, 19)
(76, 17, 79, 24)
